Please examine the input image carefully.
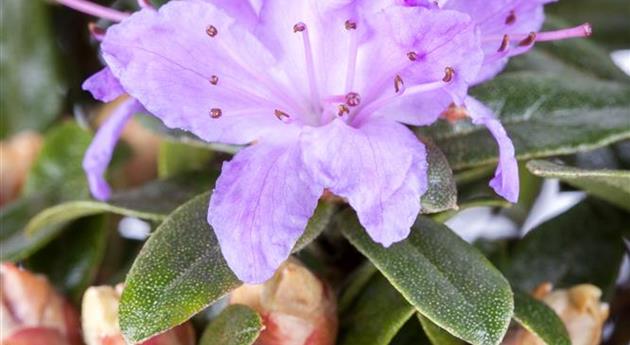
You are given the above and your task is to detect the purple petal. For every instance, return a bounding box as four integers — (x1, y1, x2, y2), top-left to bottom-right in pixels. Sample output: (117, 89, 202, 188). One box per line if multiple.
(300, 119, 428, 246)
(82, 67, 125, 102)
(83, 98, 143, 201)
(464, 97, 519, 202)
(208, 137, 321, 283)
(101, 1, 298, 145)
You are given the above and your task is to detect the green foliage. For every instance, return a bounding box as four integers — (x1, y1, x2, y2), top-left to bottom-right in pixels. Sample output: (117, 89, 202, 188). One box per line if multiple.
(513, 292, 570, 345)
(527, 160, 630, 211)
(418, 314, 464, 345)
(340, 211, 513, 345)
(0, 0, 66, 138)
(199, 305, 263, 345)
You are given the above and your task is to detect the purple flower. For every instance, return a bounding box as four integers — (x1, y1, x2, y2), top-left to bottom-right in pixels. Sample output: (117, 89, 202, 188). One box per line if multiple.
(59, 0, 588, 282)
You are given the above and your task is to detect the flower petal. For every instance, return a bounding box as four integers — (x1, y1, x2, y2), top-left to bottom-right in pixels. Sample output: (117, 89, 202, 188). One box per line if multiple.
(301, 119, 428, 246)
(82, 67, 125, 102)
(464, 97, 519, 202)
(83, 98, 143, 201)
(208, 137, 321, 283)
(101, 1, 299, 145)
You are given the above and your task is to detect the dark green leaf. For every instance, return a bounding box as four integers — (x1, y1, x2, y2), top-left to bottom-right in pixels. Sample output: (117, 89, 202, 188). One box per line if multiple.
(506, 200, 627, 298)
(513, 292, 570, 345)
(527, 160, 630, 211)
(0, 0, 65, 138)
(420, 139, 458, 213)
(199, 305, 263, 345)
(120, 193, 335, 342)
(423, 73, 630, 170)
(25, 216, 108, 302)
(339, 274, 415, 345)
(293, 201, 337, 251)
(338, 261, 378, 313)
(418, 314, 464, 345)
(340, 211, 513, 345)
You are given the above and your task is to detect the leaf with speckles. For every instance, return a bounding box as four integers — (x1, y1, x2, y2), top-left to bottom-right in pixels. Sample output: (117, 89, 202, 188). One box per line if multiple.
(340, 210, 513, 345)
(420, 73, 630, 171)
(120, 194, 337, 343)
(527, 160, 630, 211)
(513, 292, 570, 345)
(418, 314, 464, 345)
(420, 139, 458, 214)
(199, 305, 263, 345)
(506, 200, 627, 299)
(339, 273, 415, 345)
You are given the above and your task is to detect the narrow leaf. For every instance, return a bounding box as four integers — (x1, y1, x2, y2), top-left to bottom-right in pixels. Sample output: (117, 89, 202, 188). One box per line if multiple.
(420, 139, 458, 213)
(340, 211, 513, 345)
(418, 314, 464, 345)
(199, 305, 263, 345)
(513, 292, 570, 345)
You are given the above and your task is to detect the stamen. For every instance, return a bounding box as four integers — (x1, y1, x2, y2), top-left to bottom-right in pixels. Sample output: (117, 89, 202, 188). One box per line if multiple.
(55, 0, 129, 22)
(206, 25, 218, 37)
(338, 104, 350, 116)
(394, 75, 405, 94)
(505, 11, 516, 25)
(345, 19, 359, 92)
(137, 0, 154, 9)
(88, 22, 105, 41)
(407, 52, 418, 61)
(498, 34, 510, 52)
(210, 108, 222, 119)
(209, 75, 219, 85)
(345, 92, 361, 107)
(534, 23, 592, 42)
(518, 32, 536, 47)
(274, 109, 291, 120)
(293, 22, 321, 110)
(442, 67, 455, 83)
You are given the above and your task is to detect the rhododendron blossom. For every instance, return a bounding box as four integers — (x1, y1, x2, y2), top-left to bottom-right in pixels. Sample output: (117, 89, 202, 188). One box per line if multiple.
(57, 0, 590, 283)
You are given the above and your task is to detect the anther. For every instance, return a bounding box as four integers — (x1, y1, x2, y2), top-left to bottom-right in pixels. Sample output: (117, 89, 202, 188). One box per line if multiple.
(505, 10, 516, 25)
(293, 22, 306, 33)
(338, 104, 350, 116)
(407, 51, 418, 61)
(498, 34, 510, 52)
(274, 109, 291, 120)
(210, 108, 222, 119)
(345, 92, 361, 107)
(443, 67, 455, 83)
(345, 20, 357, 30)
(518, 32, 536, 47)
(206, 25, 218, 37)
(209, 75, 219, 85)
(88, 22, 105, 41)
(394, 75, 405, 93)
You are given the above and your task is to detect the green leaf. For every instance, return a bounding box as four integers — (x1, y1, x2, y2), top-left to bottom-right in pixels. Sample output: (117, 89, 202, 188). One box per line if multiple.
(420, 139, 458, 213)
(340, 211, 513, 345)
(423, 73, 630, 170)
(338, 261, 378, 313)
(339, 274, 415, 345)
(158, 140, 215, 179)
(527, 160, 630, 211)
(23, 122, 92, 198)
(0, 0, 65, 138)
(120, 193, 336, 342)
(513, 292, 570, 345)
(506, 200, 627, 298)
(25, 216, 109, 302)
(418, 314, 464, 345)
(199, 305, 263, 345)
(293, 201, 337, 251)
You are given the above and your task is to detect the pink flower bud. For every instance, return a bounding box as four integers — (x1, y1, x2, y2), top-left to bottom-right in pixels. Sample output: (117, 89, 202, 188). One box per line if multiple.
(0, 262, 82, 345)
(81, 284, 195, 345)
(0, 132, 43, 205)
(230, 259, 337, 345)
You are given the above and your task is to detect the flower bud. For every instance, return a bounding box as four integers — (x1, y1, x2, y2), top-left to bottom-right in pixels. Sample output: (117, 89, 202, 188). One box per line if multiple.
(230, 258, 337, 345)
(0, 262, 82, 345)
(81, 284, 195, 345)
(0, 131, 43, 205)
(504, 283, 609, 345)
